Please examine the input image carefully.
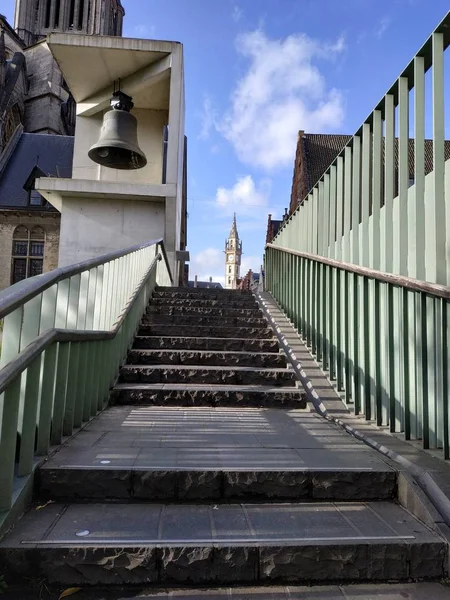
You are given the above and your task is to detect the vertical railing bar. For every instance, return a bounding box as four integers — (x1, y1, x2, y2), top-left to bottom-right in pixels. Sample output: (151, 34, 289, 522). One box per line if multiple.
(36, 343, 58, 456)
(51, 342, 70, 446)
(0, 375, 22, 510)
(18, 358, 41, 476)
(431, 32, 446, 285)
(413, 56, 426, 281)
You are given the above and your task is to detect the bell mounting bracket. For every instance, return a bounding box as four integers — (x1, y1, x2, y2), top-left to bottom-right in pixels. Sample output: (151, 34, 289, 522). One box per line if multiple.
(110, 90, 134, 112)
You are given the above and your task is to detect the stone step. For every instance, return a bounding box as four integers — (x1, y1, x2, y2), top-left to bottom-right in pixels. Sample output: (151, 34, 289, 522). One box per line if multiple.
(133, 336, 280, 353)
(39, 467, 397, 504)
(151, 298, 259, 309)
(138, 324, 274, 339)
(1, 501, 445, 586)
(36, 406, 397, 503)
(127, 349, 288, 368)
(119, 365, 297, 387)
(156, 286, 253, 295)
(147, 305, 263, 317)
(142, 314, 268, 328)
(153, 291, 256, 302)
(112, 383, 306, 408)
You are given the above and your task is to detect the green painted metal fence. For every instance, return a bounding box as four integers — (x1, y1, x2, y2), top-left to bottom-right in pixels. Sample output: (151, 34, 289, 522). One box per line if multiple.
(0, 239, 172, 521)
(266, 244, 449, 455)
(273, 12, 450, 287)
(265, 13, 450, 455)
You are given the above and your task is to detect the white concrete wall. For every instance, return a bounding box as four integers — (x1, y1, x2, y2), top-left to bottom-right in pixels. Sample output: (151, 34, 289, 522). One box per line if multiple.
(58, 197, 165, 267)
(72, 108, 168, 184)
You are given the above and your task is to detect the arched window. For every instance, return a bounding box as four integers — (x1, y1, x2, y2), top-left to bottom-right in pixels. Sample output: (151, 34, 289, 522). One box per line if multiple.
(11, 226, 45, 284)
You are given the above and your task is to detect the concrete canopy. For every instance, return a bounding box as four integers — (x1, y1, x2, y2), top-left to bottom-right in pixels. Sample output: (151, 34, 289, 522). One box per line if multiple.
(46, 33, 177, 113)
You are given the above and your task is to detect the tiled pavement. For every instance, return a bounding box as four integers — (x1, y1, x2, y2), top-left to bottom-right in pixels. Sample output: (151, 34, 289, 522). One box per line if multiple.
(3, 584, 450, 600)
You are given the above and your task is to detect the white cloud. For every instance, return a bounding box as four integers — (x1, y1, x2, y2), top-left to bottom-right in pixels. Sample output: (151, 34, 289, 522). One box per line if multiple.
(241, 254, 263, 276)
(134, 24, 156, 38)
(190, 248, 225, 285)
(198, 96, 217, 140)
(375, 17, 391, 39)
(232, 5, 243, 22)
(219, 30, 346, 170)
(216, 175, 271, 217)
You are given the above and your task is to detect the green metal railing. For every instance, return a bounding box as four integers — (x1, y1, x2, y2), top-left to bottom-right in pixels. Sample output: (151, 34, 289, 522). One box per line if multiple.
(0, 239, 172, 516)
(265, 13, 450, 456)
(272, 12, 450, 287)
(266, 244, 450, 455)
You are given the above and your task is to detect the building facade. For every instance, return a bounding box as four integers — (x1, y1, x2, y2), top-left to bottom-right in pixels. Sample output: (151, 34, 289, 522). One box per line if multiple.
(0, 0, 125, 290)
(224, 213, 242, 289)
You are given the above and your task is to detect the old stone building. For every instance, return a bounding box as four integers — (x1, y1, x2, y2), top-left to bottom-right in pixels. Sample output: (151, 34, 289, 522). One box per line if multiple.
(0, 0, 124, 290)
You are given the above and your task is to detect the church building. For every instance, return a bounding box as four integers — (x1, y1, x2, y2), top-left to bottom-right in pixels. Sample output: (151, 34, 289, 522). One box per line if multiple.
(0, 0, 124, 290)
(224, 213, 242, 289)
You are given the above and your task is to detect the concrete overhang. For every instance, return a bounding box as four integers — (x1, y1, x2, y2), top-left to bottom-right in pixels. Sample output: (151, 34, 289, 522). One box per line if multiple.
(36, 177, 175, 211)
(46, 34, 180, 112)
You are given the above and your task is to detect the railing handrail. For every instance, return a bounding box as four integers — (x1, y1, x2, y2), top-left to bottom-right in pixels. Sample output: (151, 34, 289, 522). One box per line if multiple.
(0, 252, 162, 395)
(0, 237, 173, 319)
(266, 243, 450, 300)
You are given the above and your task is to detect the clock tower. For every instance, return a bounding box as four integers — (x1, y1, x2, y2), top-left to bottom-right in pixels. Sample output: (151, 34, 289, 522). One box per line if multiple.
(224, 213, 242, 289)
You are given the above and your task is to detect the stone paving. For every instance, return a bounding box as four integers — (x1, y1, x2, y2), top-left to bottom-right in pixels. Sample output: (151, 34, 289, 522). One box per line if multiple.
(4, 584, 450, 600)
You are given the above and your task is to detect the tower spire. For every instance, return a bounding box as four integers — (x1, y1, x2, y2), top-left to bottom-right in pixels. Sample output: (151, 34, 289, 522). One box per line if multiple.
(229, 212, 239, 239)
(224, 213, 242, 289)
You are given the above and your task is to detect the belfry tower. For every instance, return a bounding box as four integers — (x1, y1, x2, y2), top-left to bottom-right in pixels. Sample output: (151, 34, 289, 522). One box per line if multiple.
(224, 213, 242, 289)
(14, 0, 125, 46)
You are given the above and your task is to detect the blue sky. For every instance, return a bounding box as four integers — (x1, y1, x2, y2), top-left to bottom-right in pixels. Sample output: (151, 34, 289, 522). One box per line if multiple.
(2, 0, 449, 284)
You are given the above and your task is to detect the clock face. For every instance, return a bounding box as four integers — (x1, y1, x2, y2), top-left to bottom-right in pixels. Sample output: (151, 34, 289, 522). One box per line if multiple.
(228, 254, 235, 262)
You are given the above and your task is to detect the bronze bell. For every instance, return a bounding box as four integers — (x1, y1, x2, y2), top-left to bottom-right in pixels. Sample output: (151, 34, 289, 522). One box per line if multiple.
(88, 91, 147, 170)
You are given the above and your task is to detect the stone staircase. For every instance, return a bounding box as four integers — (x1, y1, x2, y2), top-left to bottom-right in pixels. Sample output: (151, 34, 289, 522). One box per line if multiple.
(0, 287, 447, 591)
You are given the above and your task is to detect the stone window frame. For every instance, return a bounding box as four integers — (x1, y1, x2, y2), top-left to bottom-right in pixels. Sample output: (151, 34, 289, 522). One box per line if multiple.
(11, 225, 46, 285)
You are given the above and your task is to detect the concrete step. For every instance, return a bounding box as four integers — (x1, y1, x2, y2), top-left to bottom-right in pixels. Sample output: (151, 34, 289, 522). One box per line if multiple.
(151, 298, 260, 309)
(127, 349, 288, 368)
(142, 314, 268, 328)
(156, 286, 253, 295)
(112, 383, 306, 408)
(36, 406, 397, 503)
(119, 365, 297, 387)
(138, 324, 274, 339)
(153, 291, 256, 302)
(147, 305, 263, 317)
(1, 501, 445, 586)
(133, 336, 280, 353)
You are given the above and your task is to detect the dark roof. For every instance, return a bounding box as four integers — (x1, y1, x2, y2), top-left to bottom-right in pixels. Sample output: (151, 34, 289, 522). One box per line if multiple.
(303, 133, 450, 197)
(303, 134, 351, 192)
(271, 220, 283, 238)
(392, 138, 450, 177)
(188, 281, 223, 289)
(0, 133, 74, 208)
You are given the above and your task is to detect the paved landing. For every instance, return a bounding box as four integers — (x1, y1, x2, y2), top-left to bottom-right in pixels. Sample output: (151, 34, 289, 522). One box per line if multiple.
(43, 406, 394, 472)
(1, 500, 434, 547)
(5, 584, 450, 599)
